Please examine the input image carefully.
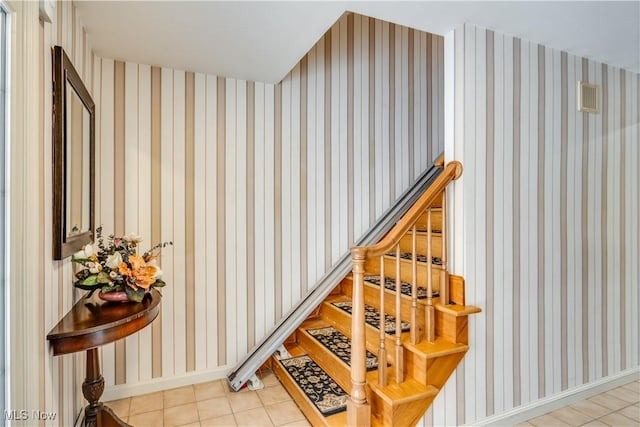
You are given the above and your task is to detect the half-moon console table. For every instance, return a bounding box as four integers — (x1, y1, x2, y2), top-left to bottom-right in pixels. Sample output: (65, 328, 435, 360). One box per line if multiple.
(47, 289, 161, 427)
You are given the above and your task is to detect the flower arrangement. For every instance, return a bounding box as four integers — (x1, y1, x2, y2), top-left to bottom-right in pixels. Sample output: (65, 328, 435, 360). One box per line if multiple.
(72, 226, 173, 302)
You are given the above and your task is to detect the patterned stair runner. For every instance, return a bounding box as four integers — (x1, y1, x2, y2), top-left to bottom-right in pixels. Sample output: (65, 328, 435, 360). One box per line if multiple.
(306, 326, 380, 371)
(330, 301, 410, 335)
(385, 251, 443, 266)
(364, 275, 439, 299)
(278, 354, 348, 417)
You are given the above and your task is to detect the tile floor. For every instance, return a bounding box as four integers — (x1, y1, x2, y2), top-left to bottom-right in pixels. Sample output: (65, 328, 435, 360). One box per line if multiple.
(517, 379, 639, 427)
(105, 369, 309, 427)
(107, 374, 638, 427)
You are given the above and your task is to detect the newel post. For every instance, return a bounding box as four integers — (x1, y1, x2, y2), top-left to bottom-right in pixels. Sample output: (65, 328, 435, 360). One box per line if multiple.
(347, 247, 371, 427)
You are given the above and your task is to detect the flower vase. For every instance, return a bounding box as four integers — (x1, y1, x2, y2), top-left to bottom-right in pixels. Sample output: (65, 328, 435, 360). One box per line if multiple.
(98, 290, 130, 302)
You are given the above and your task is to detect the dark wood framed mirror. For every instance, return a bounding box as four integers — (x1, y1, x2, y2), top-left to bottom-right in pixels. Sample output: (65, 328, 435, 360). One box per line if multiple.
(52, 45, 95, 260)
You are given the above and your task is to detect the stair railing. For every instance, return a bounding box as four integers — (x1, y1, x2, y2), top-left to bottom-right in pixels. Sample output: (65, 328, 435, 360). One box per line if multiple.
(346, 160, 463, 427)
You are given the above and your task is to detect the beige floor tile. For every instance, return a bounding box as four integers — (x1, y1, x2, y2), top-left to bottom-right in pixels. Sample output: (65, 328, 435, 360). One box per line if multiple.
(200, 414, 237, 426)
(512, 423, 535, 427)
(598, 412, 637, 426)
(130, 391, 165, 416)
(197, 396, 233, 421)
(234, 407, 274, 427)
(259, 370, 281, 388)
(278, 420, 311, 427)
(618, 404, 640, 422)
(128, 409, 164, 427)
(620, 382, 640, 393)
(228, 391, 263, 413)
(176, 423, 201, 427)
(528, 413, 572, 427)
(106, 397, 131, 418)
(194, 381, 226, 401)
(264, 401, 305, 426)
(164, 402, 199, 427)
(571, 399, 613, 419)
(589, 394, 630, 412)
(257, 384, 292, 406)
(164, 386, 197, 409)
(549, 407, 593, 426)
(580, 421, 609, 427)
(605, 387, 640, 404)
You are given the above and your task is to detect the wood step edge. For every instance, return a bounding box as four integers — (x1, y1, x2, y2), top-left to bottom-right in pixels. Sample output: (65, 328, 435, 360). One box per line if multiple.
(403, 338, 469, 359)
(297, 327, 382, 383)
(411, 229, 443, 235)
(322, 296, 413, 337)
(434, 302, 482, 317)
(367, 371, 439, 406)
(342, 276, 480, 317)
(344, 276, 471, 311)
(272, 348, 348, 427)
(382, 255, 446, 270)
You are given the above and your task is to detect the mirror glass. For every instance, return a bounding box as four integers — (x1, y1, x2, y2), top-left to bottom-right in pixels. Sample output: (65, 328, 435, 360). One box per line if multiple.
(65, 81, 91, 237)
(53, 45, 95, 260)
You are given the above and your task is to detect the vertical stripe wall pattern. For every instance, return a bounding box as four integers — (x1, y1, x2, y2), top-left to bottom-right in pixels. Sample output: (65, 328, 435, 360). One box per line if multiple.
(36, 1, 93, 425)
(94, 13, 445, 391)
(421, 24, 639, 426)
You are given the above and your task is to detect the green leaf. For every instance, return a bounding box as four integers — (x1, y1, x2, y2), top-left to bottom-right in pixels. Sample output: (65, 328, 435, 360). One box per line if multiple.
(81, 275, 98, 286)
(153, 279, 166, 288)
(74, 282, 100, 291)
(125, 286, 145, 302)
(97, 271, 111, 284)
(100, 285, 120, 293)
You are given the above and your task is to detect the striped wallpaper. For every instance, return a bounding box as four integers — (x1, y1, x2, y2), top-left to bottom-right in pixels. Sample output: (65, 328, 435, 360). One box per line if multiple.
(38, 1, 94, 425)
(421, 24, 639, 426)
(94, 13, 445, 392)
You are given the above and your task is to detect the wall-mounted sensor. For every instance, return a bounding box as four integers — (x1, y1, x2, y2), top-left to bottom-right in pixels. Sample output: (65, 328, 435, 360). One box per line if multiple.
(578, 81, 599, 113)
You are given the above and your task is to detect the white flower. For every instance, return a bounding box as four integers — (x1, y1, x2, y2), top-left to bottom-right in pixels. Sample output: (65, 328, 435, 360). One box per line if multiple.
(74, 242, 98, 259)
(106, 252, 123, 269)
(148, 260, 162, 279)
(89, 267, 99, 274)
(109, 271, 118, 279)
(122, 233, 143, 244)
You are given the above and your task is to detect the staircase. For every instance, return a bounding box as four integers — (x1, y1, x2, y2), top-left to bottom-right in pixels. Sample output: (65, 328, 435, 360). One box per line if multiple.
(270, 161, 480, 426)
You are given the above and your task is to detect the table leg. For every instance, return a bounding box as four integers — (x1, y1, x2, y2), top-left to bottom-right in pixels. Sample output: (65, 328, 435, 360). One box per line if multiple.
(83, 348, 104, 427)
(82, 348, 129, 427)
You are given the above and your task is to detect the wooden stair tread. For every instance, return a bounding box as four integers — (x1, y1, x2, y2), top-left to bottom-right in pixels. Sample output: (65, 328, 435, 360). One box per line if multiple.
(403, 336, 469, 358)
(434, 302, 482, 316)
(367, 370, 438, 406)
(383, 254, 446, 270)
(323, 296, 412, 335)
(273, 344, 348, 427)
(411, 229, 443, 235)
(344, 272, 470, 310)
(350, 276, 477, 313)
(297, 324, 383, 384)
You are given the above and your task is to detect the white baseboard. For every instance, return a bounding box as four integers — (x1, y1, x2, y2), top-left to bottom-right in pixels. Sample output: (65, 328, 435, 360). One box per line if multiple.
(100, 365, 232, 402)
(466, 367, 640, 427)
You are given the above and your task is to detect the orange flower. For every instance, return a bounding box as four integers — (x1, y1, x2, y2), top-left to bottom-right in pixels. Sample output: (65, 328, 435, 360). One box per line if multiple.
(120, 255, 159, 290)
(119, 262, 131, 276)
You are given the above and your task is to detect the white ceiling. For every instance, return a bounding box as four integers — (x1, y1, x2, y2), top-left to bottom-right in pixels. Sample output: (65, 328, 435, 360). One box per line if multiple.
(77, 1, 640, 84)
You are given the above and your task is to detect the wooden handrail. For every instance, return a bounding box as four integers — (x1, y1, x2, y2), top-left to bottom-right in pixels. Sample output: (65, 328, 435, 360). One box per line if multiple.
(351, 161, 462, 260)
(348, 160, 462, 426)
